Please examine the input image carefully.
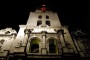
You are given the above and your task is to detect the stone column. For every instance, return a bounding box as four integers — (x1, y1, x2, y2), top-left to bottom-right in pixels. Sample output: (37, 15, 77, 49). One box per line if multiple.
(41, 32, 47, 54)
(24, 29, 31, 53)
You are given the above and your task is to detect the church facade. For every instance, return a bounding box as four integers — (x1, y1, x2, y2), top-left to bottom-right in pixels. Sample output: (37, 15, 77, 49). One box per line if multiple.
(0, 5, 90, 60)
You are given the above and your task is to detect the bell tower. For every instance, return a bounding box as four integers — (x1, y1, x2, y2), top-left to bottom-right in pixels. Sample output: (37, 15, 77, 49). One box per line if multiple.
(25, 4, 77, 57)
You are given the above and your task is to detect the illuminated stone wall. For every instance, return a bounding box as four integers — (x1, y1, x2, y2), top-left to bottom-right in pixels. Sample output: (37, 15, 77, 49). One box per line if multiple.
(0, 9, 89, 60)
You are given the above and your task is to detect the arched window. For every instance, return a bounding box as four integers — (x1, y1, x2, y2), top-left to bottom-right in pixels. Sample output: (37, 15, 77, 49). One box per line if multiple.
(46, 15, 49, 19)
(48, 38, 58, 53)
(38, 15, 42, 19)
(46, 20, 50, 26)
(37, 20, 42, 26)
(30, 37, 41, 53)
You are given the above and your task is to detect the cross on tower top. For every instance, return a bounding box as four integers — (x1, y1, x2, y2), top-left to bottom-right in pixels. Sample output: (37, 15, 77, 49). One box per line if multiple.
(41, 4, 46, 12)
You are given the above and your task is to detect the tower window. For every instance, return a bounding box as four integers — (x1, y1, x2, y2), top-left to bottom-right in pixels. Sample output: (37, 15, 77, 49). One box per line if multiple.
(46, 20, 50, 26)
(38, 15, 42, 19)
(46, 15, 49, 19)
(37, 20, 42, 26)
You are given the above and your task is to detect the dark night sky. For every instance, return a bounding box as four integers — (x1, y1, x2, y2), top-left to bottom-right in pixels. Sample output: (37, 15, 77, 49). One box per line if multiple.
(0, 0, 89, 34)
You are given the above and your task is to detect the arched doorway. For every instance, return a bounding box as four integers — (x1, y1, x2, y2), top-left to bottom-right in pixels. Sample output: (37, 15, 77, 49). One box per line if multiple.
(30, 37, 41, 53)
(47, 37, 58, 54)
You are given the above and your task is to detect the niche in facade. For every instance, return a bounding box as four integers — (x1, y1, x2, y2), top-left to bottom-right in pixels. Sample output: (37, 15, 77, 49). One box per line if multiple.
(0, 39, 5, 51)
(5, 31, 10, 34)
(30, 37, 41, 53)
(0, 39, 5, 44)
